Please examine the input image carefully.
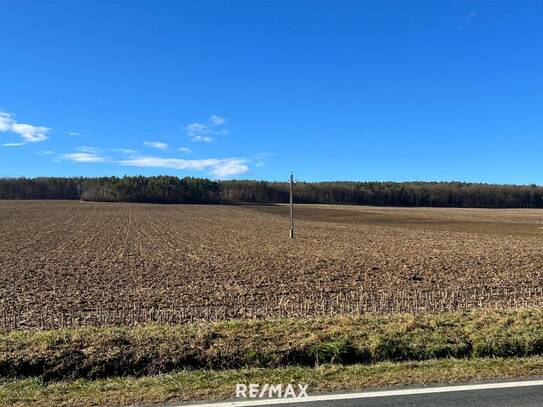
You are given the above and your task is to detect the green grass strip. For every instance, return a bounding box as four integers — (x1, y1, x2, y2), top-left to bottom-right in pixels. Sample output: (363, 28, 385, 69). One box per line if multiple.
(2, 308, 543, 380)
(3, 356, 543, 407)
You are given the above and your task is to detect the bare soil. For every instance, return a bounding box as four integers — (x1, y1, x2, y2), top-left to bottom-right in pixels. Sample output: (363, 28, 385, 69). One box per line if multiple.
(1, 201, 543, 328)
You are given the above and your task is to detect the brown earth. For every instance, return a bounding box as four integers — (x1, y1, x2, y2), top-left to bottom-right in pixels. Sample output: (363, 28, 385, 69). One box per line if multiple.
(1, 200, 543, 329)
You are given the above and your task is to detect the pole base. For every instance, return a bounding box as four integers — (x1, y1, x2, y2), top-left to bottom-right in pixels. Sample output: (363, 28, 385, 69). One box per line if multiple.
(289, 229, 294, 239)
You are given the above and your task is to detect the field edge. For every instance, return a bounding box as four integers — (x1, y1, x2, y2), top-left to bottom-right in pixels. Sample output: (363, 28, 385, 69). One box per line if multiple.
(3, 308, 543, 381)
(3, 356, 543, 407)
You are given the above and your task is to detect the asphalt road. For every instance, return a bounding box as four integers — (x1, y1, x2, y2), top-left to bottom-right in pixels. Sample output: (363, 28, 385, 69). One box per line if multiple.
(275, 386, 543, 407)
(178, 380, 543, 407)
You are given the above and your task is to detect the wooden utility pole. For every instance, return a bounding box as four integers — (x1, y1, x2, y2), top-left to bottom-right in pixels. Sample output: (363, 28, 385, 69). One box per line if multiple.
(289, 172, 294, 239)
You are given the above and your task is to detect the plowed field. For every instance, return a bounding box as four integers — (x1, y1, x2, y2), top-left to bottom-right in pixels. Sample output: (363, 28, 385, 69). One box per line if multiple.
(2, 201, 543, 329)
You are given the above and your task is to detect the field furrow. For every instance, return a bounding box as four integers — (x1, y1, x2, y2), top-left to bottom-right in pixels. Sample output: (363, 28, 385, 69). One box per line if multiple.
(1, 201, 543, 330)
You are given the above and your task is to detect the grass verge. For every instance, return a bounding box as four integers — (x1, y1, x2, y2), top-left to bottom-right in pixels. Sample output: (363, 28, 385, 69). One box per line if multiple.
(3, 308, 543, 380)
(2, 356, 543, 407)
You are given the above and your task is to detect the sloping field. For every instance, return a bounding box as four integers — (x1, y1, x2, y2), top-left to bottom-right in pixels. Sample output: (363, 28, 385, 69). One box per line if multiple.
(1, 201, 543, 330)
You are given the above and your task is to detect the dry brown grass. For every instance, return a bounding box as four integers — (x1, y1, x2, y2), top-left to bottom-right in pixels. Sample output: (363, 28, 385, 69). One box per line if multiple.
(4, 309, 543, 381)
(1, 201, 543, 329)
(3, 357, 543, 407)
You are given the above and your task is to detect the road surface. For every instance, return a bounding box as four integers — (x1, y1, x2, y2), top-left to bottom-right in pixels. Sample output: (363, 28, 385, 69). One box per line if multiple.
(175, 379, 543, 407)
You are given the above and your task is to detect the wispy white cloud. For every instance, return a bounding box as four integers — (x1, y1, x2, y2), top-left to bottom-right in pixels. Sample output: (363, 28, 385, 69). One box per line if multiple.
(457, 11, 477, 30)
(113, 148, 139, 154)
(75, 146, 101, 153)
(209, 115, 226, 126)
(184, 115, 229, 142)
(56, 134, 250, 177)
(210, 159, 249, 177)
(252, 152, 276, 168)
(0, 113, 10, 132)
(143, 141, 169, 150)
(118, 155, 249, 178)
(191, 134, 214, 143)
(67, 131, 80, 136)
(0, 111, 50, 146)
(465, 11, 477, 22)
(63, 152, 107, 163)
(37, 150, 55, 155)
(185, 123, 213, 142)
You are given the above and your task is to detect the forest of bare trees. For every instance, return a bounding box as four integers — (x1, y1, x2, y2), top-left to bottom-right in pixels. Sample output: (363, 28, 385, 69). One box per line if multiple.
(80, 176, 221, 203)
(1, 176, 543, 208)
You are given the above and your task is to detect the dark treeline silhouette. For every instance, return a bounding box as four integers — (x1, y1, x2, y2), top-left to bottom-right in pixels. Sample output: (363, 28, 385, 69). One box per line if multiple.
(222, 180, 543, 208)
(1, 176, 543, 208)
(0, 177, 82, 200)
(0, 176, 220, 203)
(80, 176, 221, 203)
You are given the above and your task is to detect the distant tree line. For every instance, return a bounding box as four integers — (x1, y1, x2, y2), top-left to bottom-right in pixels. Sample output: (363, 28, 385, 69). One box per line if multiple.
(0, 177, 83, 200)
(1, 176, 543, 208)
(222, 180, 543, 208)
(80, 176, 221, 203)
(0, 176, 220, 203)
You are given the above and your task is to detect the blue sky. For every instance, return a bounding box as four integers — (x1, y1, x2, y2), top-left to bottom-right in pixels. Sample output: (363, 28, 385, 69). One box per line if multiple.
(1, 1, 542, 183)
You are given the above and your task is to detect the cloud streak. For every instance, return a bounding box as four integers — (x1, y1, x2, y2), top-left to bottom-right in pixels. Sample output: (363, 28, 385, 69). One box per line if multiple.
(143, 141, 169, 150)
(76, 146, 101, 153)
(63, 152, 108, 163)
(113, 148, 139, 154)
(0, 111, 50, 146)
(457, 11, 477, 30)
(465, 11, 477, 22)
(252, 152, 276, 168)
(118, 155, 249, 177)
(184, 115, 229, 142)
(209, 115, 226, 126)
(59, 147, 249, 177)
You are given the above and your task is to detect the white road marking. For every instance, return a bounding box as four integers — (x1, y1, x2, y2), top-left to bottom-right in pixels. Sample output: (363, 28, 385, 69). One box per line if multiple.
(180, 379, 543, 406)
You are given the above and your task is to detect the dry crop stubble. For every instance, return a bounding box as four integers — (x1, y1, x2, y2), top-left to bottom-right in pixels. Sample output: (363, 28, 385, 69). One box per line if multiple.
(1, 201, 543, 330)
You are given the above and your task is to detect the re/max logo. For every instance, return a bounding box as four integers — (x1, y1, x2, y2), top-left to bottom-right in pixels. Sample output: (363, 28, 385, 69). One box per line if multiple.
(235, 383, 309, 399)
